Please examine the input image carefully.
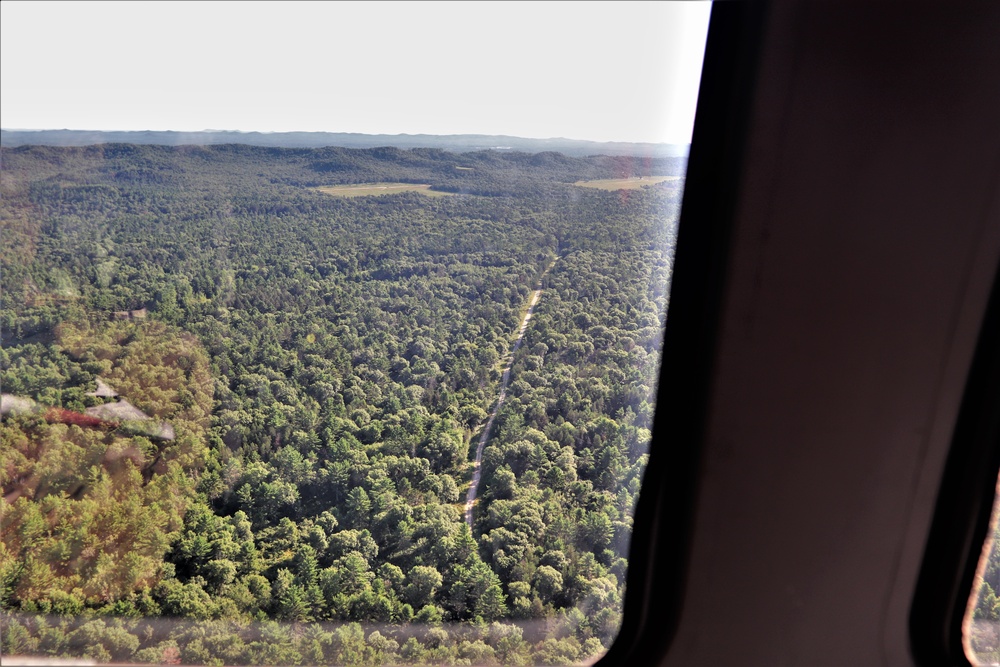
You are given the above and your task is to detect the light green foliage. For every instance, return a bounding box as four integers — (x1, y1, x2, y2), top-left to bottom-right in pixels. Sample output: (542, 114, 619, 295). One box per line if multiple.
(0, 144, 680, 664)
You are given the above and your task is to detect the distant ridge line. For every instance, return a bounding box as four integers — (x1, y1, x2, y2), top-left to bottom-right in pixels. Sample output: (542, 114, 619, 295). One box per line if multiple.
(0, 129, 689, 158)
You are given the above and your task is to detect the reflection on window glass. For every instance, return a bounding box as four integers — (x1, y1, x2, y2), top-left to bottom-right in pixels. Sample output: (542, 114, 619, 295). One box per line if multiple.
(966, 479, 1000, 666)
(0, 3, 710, 665)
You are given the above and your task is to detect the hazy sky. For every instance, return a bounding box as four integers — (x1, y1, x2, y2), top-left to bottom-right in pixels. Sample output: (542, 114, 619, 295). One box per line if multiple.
(1, 1, 712, 144)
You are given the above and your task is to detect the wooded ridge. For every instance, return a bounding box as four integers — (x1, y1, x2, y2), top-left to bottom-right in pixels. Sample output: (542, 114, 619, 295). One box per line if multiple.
(1, 144, 681, 665)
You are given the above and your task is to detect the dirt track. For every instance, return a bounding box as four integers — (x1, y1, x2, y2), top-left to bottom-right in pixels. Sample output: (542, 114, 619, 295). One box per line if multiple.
(464, 259, 556, 527)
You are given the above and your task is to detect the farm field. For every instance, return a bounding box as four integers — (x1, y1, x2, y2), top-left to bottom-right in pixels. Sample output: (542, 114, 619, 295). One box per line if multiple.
(573, 175, 682, 190)
(315, 182, 452, 197)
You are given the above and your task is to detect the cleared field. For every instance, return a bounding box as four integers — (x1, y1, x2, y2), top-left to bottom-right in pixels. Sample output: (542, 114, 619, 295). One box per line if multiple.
(315, 183, 451, 198)
(573, 175, 682, 190)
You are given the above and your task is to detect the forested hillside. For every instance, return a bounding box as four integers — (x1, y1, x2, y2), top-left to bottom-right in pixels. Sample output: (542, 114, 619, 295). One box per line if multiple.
(0, 129, 690, 159)
(0, 144, 680, 665)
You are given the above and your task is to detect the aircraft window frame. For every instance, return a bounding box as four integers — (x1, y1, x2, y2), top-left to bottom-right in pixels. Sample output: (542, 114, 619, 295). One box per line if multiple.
(910, 265, 1000, 667)
(596, 4, 767, 665)
(598, 3, 1000, 666)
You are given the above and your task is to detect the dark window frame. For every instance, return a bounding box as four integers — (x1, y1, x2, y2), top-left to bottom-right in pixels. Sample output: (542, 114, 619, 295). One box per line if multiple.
(598, 3, 1000, 666)
(596, 4, 767, 665)
(910, 267, 1000, 666)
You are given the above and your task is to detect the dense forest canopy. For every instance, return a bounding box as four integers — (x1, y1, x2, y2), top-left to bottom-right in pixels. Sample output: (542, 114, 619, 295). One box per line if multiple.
(0, 143, 683, 665)
(0, 130, 690, 159)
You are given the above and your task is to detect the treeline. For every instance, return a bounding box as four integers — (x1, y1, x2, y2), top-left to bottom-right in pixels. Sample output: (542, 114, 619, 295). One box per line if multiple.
(2, 614, 606, 666)
(1, 143, 685, 196)
(0, 144, 679, 664)
(0, 129, 690, 159)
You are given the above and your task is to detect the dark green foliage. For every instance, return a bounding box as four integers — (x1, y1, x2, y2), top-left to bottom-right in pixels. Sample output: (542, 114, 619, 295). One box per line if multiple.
(0, 144, 679, 664)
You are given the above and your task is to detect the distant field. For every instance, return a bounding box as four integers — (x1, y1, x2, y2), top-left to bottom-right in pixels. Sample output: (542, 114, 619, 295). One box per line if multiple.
(315, 183, 452, 198)
(573, 175, 682, 191)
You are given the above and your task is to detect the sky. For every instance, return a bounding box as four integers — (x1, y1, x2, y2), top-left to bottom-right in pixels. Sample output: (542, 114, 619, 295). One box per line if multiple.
(1, 1, 712, 144)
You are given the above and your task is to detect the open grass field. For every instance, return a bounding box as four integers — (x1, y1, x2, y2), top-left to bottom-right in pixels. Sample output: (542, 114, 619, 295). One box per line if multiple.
(314, 183, 452, 198)
(573, 175, 682, 190)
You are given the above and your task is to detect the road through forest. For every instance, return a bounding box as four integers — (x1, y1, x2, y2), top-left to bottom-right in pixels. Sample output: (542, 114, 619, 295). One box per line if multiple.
(464, 259, 556, 527)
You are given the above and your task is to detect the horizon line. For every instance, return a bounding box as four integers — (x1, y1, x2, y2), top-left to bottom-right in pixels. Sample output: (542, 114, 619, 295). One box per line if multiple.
(0, 128, 690, 146)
